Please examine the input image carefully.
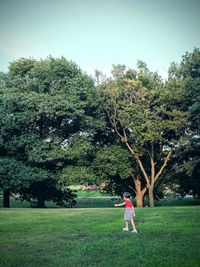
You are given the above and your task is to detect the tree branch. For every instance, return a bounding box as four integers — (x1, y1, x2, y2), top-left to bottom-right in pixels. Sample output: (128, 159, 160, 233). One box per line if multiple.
(155, 149, 173, 182)
(128, 185, 137, 194)
(142, 186, 147, 196)
(151, 157, 155, 186)
(135, 157, 151, 187)
(107, 111, 123, 140)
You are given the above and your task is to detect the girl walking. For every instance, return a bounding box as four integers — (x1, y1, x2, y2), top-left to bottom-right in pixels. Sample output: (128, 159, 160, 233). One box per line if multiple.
(114, 192, 137, 233)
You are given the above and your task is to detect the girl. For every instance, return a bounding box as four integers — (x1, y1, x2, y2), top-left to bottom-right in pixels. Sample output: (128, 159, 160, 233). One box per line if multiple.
(114, 192, 137, 233)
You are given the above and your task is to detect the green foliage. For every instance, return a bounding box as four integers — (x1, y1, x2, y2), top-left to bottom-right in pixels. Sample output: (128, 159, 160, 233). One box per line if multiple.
(103, 67, 186, 151)
(0, 56, 104, 206)
(93, 145, 132, 180)
(100, 62, 187, 207)
(59, 165, 96, 186)
(1, 50, 199, 207)
(18, 181, 77, 208)
(168, 48, 200, 198)
(0, 157, 52, 190)
(169, 47, 200, 133)
(92, 145, 136, 196)
(63, 134, 95, 162)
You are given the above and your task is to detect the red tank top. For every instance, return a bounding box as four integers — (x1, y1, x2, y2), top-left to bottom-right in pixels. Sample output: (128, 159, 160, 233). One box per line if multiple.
(125, 199, 133, 208)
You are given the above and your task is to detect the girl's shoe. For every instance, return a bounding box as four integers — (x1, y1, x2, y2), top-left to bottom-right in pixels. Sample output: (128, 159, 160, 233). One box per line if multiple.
(131, 229, 138, 233)
(122, 228, 129, 231)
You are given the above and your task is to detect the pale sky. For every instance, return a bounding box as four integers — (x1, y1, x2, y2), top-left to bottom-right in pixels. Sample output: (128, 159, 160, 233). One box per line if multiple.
(0, 0, 200, 78)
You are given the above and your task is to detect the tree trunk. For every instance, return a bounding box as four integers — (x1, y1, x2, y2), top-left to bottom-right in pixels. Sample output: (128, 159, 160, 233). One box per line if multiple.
(136, 191, 143, 208)
(3, 189, 10, 208)
(148, 186, 154, 208)
(133, 178, 147, 208)
(36, 197, 46, 208)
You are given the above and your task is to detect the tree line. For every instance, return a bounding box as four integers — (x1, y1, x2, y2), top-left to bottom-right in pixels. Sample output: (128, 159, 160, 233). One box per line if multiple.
(0, 48, 199, 208)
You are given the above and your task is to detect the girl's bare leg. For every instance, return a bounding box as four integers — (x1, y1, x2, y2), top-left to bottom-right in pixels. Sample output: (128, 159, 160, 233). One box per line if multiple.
(123, 220, 129, 231)
(131, 219, 137, 231)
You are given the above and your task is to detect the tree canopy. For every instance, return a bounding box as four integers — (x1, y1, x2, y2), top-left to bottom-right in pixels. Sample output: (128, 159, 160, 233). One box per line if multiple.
(99, 62, 187, 207)
(0, 49, 199, 208)
(0, 56, 104, 207)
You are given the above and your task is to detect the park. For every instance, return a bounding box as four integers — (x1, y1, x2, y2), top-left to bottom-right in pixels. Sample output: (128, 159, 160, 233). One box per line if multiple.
(0, 1, 200, 266)
(0, 48, 200, 266)
(0, 206, 200, 267)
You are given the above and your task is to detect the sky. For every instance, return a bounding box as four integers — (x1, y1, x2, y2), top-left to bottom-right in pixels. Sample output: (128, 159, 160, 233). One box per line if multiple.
(0, 0, 200, 78)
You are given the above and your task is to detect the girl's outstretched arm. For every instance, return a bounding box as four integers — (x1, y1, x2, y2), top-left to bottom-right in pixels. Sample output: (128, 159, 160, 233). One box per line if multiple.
(114, 202, 125, 207)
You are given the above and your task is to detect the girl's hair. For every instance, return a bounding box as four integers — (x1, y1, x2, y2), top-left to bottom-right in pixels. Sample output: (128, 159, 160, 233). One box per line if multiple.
(123, 192, 131, 198)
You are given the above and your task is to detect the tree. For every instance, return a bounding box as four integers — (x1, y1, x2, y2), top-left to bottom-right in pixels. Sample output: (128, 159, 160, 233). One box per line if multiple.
(93, 144, 147, 207)
(168, 48, 200, 198)
(0, 157, 54, 207)
(100, 62, 186, 207)
(0, 56, 104, 207)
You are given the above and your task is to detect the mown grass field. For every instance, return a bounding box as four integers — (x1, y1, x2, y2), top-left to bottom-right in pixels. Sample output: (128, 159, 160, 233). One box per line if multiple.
(0, 206, 200, 267)
(1, 193, 200, 209)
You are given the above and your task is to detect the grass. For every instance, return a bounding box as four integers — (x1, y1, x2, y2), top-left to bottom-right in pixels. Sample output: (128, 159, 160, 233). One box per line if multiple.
(0, 206, 200, 267)
(0, 196, 118, 208)
(76, 190, 107, 197)
(1, 195, 199, 209)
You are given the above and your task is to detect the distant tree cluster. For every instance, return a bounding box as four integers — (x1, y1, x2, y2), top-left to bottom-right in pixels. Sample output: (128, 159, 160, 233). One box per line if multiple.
(0, 48, 199, 208)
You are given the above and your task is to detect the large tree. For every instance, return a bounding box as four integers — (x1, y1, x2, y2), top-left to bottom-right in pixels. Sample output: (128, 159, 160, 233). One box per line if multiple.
(168, 48, 200, 197)
(100, 63, 186, 207)
(0, 56, 104, 207)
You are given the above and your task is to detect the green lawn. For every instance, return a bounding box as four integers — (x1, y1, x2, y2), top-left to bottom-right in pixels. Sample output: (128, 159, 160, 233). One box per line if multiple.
(1, 196, 200, 209)
(0, 207, 200, 267)
(76, 190, 107, 197)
